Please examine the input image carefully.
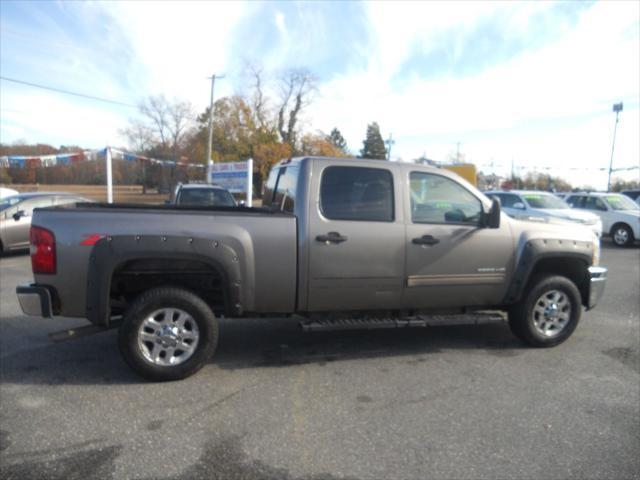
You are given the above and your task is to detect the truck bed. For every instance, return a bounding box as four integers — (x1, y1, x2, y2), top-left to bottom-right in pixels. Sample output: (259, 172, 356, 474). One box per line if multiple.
(31, 203, 298, 321)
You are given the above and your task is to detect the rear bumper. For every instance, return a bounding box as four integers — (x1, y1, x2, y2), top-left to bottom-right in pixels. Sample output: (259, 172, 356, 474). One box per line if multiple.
(16, 284, 53, 318)
(587, 266, 607, 310)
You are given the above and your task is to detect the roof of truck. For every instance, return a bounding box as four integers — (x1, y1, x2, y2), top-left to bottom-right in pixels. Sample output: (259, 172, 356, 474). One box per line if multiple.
(275, 156, 443, 172)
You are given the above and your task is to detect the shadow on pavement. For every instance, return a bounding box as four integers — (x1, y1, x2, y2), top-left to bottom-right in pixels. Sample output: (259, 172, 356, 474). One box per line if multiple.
(0, 316, 523, 386)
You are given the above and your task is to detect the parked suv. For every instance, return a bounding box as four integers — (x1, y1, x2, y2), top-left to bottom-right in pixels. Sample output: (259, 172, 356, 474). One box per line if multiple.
(565, 192, 640, 246)
(621, 189, 640, 206)
(485, 190, 602, 238)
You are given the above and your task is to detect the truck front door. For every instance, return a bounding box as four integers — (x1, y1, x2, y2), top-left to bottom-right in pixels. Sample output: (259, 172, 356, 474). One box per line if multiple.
(403, 169, 514, 308)
(307, 162, 405, 311)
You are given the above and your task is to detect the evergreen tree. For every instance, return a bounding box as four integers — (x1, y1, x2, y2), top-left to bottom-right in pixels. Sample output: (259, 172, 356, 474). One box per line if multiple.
(359, 122, 387, 160)
(329, 127, 348, 153)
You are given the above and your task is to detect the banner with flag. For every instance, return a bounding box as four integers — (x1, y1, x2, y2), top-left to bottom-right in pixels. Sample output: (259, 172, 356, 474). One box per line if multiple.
(1, 147, 205, 169)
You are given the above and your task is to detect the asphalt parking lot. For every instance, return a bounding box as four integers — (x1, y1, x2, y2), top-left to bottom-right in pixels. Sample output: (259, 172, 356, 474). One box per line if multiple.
(0, 240, 638, 480)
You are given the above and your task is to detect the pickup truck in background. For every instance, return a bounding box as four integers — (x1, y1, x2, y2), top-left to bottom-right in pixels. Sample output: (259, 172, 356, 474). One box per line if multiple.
(17, 157, 607, 380)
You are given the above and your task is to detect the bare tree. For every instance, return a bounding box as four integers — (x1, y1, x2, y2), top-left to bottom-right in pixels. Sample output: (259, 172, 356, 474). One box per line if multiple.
(140, 96, 171, 151)
(166, 100, 195, 157)
(246, 63, 270, 131)
(135, 95, 195, 157)
(276, 68, 316, 149)
(120, 120, 154, 153)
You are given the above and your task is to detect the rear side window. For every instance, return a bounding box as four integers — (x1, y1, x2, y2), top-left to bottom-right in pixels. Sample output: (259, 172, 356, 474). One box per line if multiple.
(262, 168, 280, 207)
(566, 196, 583, 208)
(273, 166, 299, 213)
(584, 196, 607, 211)
(320, 166, 394, 222)
(262, 165, 299, 213)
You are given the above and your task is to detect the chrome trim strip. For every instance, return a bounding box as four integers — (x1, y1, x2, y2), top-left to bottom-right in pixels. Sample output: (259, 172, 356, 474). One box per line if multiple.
(407, 273, 505, 287)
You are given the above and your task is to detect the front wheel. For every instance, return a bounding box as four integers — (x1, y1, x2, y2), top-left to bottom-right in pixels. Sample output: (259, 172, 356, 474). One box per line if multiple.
(509, 275, 582, 347)
(118, 287, 219, 381)
(611, 224, 634, 247)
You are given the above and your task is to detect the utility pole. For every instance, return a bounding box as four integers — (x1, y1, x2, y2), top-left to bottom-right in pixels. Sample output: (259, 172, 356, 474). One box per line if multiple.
(385, 133, 395, 161)
(607, 102, 623, 192)
(206, 74, 224, 172)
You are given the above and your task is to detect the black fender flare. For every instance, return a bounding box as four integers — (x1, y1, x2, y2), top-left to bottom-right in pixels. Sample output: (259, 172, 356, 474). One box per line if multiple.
(503, 238, 593, 305)
(85, 234, 244, 326)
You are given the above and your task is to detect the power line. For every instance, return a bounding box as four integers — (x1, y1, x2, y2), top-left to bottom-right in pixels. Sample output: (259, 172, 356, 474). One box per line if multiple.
(0, 75, 137, 108)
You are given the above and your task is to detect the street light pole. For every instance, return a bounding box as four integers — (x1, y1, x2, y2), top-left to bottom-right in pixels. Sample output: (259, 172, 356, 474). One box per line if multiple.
(385, 134, 395, 161)
(206, 74, 224, 179)
(607, 102, 623, 192)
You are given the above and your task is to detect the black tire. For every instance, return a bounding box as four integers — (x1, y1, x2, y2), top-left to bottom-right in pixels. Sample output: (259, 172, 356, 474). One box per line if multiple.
(118, 287, 218, 381)
(610, 223, 634, 247)
(509, 275, 582, 348)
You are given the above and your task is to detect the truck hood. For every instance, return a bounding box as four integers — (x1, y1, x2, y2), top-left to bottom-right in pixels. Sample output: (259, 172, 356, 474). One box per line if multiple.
(506, 214, 597, 244)
(528, 208, 600, 225)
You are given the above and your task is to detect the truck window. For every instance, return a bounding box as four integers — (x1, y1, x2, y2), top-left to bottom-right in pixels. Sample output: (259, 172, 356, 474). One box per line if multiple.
(262, 167, 280, 207)
(320, 166, 394, 222)
(566, 196, 584, 208)
(410, 172, 482, 225)
(273, 165, 299, 213)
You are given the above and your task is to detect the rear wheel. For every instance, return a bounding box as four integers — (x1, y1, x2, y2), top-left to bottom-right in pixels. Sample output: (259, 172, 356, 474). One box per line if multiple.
(118, 287, 218, 381)
(509, 275, 582, 347)
(611, 223, 634, 247)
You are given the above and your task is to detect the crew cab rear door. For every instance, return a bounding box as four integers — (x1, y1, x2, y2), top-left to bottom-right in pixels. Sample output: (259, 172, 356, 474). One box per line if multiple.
(403, 167, 514, 308)
(306, 160, 405, 311)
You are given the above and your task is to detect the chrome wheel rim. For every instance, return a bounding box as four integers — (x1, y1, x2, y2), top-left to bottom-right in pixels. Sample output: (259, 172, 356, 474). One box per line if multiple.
(613, 228, 628, 245)
(532, 289, 571, 337)
(137, 308, 200, 366)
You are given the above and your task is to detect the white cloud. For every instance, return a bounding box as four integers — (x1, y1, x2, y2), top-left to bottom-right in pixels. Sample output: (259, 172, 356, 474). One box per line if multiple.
(0, 90, 125, 148)
(94, 1, 247, 106)
(310, 1, 640, 189)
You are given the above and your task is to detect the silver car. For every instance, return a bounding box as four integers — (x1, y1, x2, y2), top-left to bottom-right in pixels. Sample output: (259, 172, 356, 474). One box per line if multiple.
(0, 192, 91, 253)
(486, 190, 603, 237)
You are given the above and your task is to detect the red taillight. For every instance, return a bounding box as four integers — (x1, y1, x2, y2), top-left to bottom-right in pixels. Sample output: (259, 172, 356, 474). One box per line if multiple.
(30, 226, 56, 274)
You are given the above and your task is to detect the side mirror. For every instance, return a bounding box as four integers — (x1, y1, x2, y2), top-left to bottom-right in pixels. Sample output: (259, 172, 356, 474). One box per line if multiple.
(238, 200, 246, 207)
(484, 198, 501, 229)
(12, 210, 27, 221)
(513, 202, 526, 210)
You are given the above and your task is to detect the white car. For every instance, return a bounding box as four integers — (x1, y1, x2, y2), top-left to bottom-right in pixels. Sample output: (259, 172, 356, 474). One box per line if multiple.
(565, 192, 640, 247)
(485, 190, 602, 238)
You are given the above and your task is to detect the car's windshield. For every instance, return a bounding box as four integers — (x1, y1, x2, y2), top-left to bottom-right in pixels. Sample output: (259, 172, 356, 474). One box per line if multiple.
(0, 195, 24, 211)
(177, 188, 236, 207)
(605, 194, 639, 211)
(522, 193, 568, 209)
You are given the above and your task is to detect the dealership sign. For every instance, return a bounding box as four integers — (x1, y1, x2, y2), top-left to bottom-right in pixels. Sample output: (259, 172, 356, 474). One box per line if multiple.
(208, 159, 253, 206)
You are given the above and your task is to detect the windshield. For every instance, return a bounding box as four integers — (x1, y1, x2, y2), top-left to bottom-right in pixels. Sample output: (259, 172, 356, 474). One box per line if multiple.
(177, 189, 236, 207)
(605, 194, 639, 211)
(0, 195, 23, 211)
(522, 193, 569, 209)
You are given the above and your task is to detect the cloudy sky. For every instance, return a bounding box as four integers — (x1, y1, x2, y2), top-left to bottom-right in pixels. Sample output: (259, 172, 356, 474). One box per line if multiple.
(1, 1, 638, 188)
